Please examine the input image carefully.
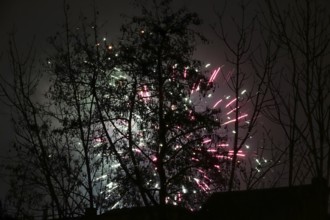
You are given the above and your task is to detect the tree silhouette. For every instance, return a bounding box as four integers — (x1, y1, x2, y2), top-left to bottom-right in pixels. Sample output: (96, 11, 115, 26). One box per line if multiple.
(90, 0, 222, 209)
(264, 0, 330, 187)
(1, 0, 225, 217)
(212, 0, 283, 191)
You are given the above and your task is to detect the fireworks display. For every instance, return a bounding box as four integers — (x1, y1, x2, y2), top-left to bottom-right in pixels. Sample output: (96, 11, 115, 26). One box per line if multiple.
(84, 51, 259, 210)
(39, 4, 271, 213)
(3, 1, 329, 219)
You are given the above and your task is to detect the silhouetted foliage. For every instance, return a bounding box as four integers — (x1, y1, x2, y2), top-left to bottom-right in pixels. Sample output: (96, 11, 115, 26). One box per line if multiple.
(0, 0, 222, 217)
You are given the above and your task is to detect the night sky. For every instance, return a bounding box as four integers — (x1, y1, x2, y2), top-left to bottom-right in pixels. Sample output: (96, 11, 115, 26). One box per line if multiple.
(0, 0, 227, 202)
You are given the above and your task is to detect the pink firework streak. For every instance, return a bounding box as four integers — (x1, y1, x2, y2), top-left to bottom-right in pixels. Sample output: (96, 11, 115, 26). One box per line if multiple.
(225, 98, 237, 108)
(208, 66, 221, 85)
(228, 150, 245, 157)
(218, 97, 248, 126)
(183, 67, 188, 79)
(212, 99, 223, 108)
(193, 178, 210, 192)
(221, 114, 248, 126)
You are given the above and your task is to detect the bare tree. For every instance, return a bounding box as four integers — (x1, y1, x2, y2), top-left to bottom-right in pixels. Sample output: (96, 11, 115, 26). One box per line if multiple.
(212, 0, 281, 191)
(0, 36, 68, 218)
(264, 0, 330, 187)
(0, 4, 116, 218)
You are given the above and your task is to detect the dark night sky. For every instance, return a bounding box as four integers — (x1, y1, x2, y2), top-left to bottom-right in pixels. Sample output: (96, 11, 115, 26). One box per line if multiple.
(0, 0, 227, 202)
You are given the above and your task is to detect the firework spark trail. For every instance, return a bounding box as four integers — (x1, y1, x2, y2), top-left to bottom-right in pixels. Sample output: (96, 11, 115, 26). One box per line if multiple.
(197, 169, 212, 181)
(226, 107, 238, 115)
(221, 114, 248, 126)
(208, 66, 221, 85)
(228, 150, 246, 157)
(202, 139, 212, 144)
(193, 178, 210, 192)
(212, 99, 223, 108)
(225, 98, 237, 108)
(183, 67, 188, 79)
